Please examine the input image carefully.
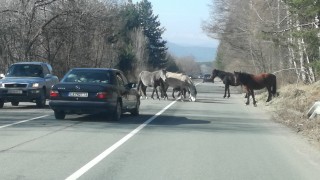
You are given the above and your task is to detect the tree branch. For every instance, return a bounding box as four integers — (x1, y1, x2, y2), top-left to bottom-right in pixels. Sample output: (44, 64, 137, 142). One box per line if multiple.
(262, 22, 316, 33)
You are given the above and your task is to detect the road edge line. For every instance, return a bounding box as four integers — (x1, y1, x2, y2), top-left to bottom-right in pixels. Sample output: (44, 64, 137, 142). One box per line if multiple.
(0, 115, 49, 129)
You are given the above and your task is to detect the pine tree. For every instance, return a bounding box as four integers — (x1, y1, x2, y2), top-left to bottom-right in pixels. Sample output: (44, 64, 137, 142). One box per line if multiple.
(136, 0, 167, 69)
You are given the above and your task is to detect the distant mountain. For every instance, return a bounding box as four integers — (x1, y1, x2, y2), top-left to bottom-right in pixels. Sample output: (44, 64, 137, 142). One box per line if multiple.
(166, 42, 217, 62)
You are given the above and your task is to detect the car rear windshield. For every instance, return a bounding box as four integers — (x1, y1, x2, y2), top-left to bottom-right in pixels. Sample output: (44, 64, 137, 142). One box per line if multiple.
(62, 70, 111, 84)
(7, 64, 44, 77)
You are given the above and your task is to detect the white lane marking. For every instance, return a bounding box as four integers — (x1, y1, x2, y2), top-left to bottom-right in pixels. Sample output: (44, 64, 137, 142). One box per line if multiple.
(65, 101, 177, 180)
(0, 115, 49, 129)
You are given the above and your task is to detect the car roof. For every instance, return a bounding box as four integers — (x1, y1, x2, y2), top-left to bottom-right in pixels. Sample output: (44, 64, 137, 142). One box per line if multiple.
(12, 62, 48, 65)
(70, 68, 120, 72)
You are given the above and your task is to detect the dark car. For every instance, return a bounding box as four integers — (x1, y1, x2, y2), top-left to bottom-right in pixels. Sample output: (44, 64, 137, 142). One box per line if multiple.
(49, 68, 140, 120)
(0, 62, 59, 108)
(202, 74, 212, 82)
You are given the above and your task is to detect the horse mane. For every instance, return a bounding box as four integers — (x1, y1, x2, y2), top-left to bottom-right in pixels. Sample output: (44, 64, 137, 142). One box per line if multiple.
(213, 69, 234, 79)
(236, 72, 251, 83)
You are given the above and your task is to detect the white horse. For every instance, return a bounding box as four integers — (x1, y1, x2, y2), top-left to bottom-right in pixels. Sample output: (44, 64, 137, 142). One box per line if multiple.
(163, 72, 197, 102)
(137, 69, 167, 99)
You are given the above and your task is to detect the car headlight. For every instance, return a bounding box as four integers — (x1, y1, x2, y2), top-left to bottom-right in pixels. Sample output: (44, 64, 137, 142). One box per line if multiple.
(32, 83, 39, 88)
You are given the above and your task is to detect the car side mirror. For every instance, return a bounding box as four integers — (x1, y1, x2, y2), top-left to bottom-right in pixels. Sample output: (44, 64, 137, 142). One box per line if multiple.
(44, 74, 53, 79)
(0, 73, 4, 79)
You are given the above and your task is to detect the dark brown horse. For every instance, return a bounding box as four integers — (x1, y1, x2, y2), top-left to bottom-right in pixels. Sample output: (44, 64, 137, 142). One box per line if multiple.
(234, 71, 277, 106)
(211, 69, 240, 98)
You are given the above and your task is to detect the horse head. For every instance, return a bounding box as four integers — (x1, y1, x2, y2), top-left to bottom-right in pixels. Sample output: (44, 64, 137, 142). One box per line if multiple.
(234, 71, 242, 85)
(187, 78, 197, 102)
(159, 69, 167, 81)
(211, 69, 218, 82)
(189, 87, 197, 102)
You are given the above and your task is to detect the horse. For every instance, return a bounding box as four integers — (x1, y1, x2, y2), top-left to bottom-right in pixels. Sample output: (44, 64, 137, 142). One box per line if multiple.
(137, 69, 167, 100)
(234, 71, 277, 106)
(163, 72, 197, 102)
(211, 69, 240, 98)
(161, 83, 189, 100)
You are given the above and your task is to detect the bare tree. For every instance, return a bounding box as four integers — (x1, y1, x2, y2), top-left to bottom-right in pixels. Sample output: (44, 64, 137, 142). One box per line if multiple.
(175, 55, 201, 76)
(203, 0, 319, 84)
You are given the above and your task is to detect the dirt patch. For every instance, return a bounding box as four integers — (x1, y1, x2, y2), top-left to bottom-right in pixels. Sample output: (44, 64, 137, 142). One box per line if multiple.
(255, 83, 320, 149)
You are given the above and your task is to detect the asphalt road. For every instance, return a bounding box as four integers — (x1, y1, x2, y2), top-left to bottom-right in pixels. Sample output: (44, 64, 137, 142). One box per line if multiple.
(1, 80, 320, 180)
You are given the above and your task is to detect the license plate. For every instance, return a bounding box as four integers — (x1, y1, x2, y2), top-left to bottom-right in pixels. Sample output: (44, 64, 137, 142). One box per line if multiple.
(68, 92, 88, 97)
(7, 89, 23, 94)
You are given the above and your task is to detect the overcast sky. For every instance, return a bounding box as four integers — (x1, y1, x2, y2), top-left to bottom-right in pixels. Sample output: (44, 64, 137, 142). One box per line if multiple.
(132, 0, 219, 48)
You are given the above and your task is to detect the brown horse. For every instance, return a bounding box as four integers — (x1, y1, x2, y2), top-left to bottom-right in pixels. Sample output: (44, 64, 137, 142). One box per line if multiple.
(234, 71, 277, 106)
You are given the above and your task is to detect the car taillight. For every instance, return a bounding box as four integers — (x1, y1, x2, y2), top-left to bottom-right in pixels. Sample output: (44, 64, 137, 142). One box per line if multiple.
(50, 90, 59, 97)
(96, 92, 107, 99)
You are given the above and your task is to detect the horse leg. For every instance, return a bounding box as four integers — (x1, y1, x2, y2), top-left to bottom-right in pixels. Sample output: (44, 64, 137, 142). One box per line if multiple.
(266, 86, 272, 102)
(172, 88, 175, 99)
(223, 85, 227, 98)
(161, 88, 168, 100)
(141, 85, 147, 99)
(155, 87, 160, 100)
(159, 81, 168, 100)
(251, 90, 257, 107)
(227, 84, 230, 98)
(245, 89, 251, 105)
(178, 88, 185, 99)
(177, 90, 182, 98)
(151, 87, 155, 99)
(183, 88, 187, 99)
(177, 87, 183, 101)
(151, 86, 160, 100)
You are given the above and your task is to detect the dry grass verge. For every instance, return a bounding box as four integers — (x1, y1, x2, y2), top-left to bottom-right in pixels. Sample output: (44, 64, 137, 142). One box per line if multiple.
(255, 82, 320, 148)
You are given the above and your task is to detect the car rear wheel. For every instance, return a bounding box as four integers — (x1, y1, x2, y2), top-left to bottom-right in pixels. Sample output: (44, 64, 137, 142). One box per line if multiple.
(111, 101, 122, 121)
(0, 99, 4, 108)
(11, 101, 19, 106)
(36, 89, 46, 108)
(54, 110, 65, 120)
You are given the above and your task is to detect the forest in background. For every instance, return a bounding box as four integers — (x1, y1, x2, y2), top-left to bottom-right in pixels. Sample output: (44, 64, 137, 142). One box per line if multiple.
(203, 0, 320, 85)
(0, 0, 191, 81)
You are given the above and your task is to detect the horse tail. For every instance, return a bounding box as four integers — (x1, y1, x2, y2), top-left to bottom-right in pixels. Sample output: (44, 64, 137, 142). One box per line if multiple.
(137, 79, 141, 92)
(137, 72, 144, 95)
(271, 74, 277, 96)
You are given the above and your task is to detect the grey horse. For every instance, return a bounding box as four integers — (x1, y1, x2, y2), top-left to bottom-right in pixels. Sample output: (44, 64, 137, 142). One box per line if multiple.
(163, 72, 197, 102)
(137, 69, 167, 100)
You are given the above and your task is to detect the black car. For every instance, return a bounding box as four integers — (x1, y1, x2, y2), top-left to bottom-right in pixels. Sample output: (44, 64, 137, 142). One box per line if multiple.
(202, 74, 212, 82)
(49, 68, 140, 120)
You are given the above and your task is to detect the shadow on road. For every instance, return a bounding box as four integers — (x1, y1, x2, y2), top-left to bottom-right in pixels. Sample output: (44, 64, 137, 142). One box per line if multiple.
(0, 104, 51, 110)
